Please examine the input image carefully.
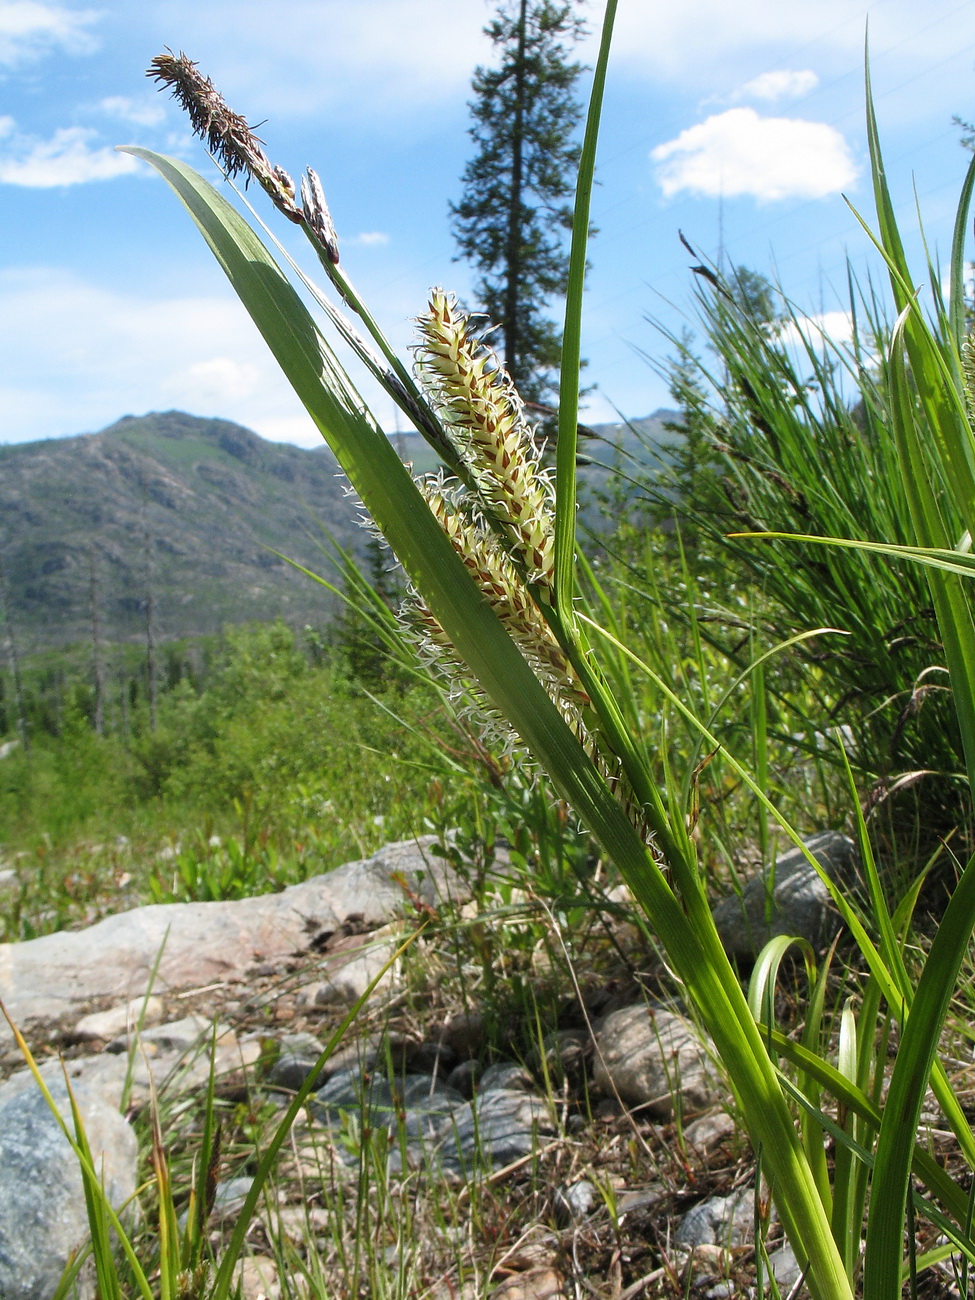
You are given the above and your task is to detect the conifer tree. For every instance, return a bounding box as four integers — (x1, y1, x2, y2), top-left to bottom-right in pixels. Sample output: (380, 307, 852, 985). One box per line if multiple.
(450, 0, 586, 405)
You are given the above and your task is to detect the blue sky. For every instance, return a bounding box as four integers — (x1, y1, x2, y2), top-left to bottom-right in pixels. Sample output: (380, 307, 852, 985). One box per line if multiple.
(2, 0, 974, 448)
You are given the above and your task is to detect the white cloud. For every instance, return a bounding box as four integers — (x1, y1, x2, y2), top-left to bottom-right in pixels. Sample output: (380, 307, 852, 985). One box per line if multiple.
(0, 1, 97, 66)
(0, 124, 142, 186)
(97, 96, 166, 128)
(608, 1, 956, 87)
(736, 70, 818, 102)
(652, 108, 858, 202)
(0, 267, 323, 446)
(162, 357, 263, 406)
(350, 231, 390, 247)
(779, 309, 857, 348)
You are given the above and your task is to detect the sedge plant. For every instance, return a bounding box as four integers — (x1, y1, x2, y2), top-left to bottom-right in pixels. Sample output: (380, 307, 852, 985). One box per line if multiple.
(125, 9, 975, 1298)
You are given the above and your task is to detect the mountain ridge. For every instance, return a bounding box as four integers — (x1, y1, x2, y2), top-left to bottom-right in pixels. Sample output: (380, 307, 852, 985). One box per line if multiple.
(0, 407, 678, 652)
(0, 411, 360, 651)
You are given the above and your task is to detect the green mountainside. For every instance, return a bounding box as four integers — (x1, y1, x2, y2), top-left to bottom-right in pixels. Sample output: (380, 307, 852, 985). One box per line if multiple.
(0, 411, 362, 651)
(0, 407, 679, 652)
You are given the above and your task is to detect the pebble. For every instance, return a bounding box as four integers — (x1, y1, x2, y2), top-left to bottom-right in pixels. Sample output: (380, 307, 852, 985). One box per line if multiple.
(682, 1109, 738, 1155)
(531, 1029, 589, 1088)
(675, 1187, 763, 1248)
(711, 830, 857, 960)
(71, 996, 166, 1044)
(437, 1088, 556, 1178)
(266, 1032, 327, 1092)
(210, 1176, 257, 1222)
(235, 1254, 281, 1300)
(479, 1062, 535, 1093)
(440, 1009, 485, 1057)
(105, 1015, 233, 1056)
(488, 1267, 565, 1300)
(552, 1179, 597, 1223)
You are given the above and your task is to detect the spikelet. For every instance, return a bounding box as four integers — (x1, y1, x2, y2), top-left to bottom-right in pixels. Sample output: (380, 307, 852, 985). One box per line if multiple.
(414, 291, 555, 592)
(412, 477, 589, 724)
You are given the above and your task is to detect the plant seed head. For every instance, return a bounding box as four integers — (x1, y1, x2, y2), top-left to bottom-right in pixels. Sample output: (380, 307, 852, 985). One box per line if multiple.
(147, 50, 302, 222)
(300, 168, 340, 265)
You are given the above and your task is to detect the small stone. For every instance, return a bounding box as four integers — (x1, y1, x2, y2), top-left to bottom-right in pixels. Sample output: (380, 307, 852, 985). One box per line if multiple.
(531, 1030, 589, 1088)
(675, 1187, 764, 1249)
(704, 1282, 735, 1300)
(593, 1004, 723, 1116)
(552, 1180, 596, 1224)
(267, 1032, 326, 1092)
(711, 831, 857, 960)
(274, 1204, 332, 1245)
(314, 1033, 385, 1081)
(399, 1040, 457, 1078)
(617, 1184, 668, 1216)
(489, 1267, 565, 1300)
(445, 1059, 483, 1099)
(106, 1015, 232, 1056)
(479, 1062, 534, 1094)
(397, 1085, 467, 1144)
(437, 1088, 555, 1178)
(767, 1242, 804, 1294)
(682, 1110, 738, 1155)
(440, 1010, 484, 1057)
(298, 927, 401, 1007)
(72, 996, 165, 1044)
(210, 1176, 256, 1222)
(235, 1255, 280, 1300)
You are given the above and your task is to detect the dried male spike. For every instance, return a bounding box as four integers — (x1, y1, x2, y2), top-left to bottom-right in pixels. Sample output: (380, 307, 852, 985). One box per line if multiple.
(300, 168, 340, 265)
(147, 50, 302, 222)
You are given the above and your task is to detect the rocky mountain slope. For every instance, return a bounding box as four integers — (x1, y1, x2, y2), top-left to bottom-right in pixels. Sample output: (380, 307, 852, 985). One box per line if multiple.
(0, 411, 363, 650)
(0, 408, 679, 652)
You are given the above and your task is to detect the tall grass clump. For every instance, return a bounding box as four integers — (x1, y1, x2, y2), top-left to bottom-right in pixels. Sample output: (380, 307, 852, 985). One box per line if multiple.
(125, 10, 975, 1297)
(640, 258, 966, 845)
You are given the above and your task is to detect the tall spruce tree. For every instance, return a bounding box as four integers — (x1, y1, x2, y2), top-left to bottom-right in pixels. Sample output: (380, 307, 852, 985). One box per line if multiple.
(451, 0, 586, 405)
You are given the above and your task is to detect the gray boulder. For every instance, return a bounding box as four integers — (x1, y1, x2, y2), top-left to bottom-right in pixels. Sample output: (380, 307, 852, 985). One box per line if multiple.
(593, 1004, 723, 1116)
(711, 831, 856, 960)
(0, 1077, 137, 1300)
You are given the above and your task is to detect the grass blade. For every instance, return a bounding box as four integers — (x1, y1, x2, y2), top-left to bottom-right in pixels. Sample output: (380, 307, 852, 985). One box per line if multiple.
(553, 0, 616, 616)
(863, 849, 975, 1297)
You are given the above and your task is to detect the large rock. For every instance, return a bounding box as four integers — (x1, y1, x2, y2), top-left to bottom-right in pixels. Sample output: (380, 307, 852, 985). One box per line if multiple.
(0, 1028, 262, 1114)
(0, 838, 457, 1049)
(0, 1075, 138, 1300)
(711, 831, 856, 961)
(593, 1004, 723, 1116)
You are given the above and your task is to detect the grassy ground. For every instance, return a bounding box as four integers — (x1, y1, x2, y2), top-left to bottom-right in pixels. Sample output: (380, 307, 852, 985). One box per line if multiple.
(3, 576, 971, 1298)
